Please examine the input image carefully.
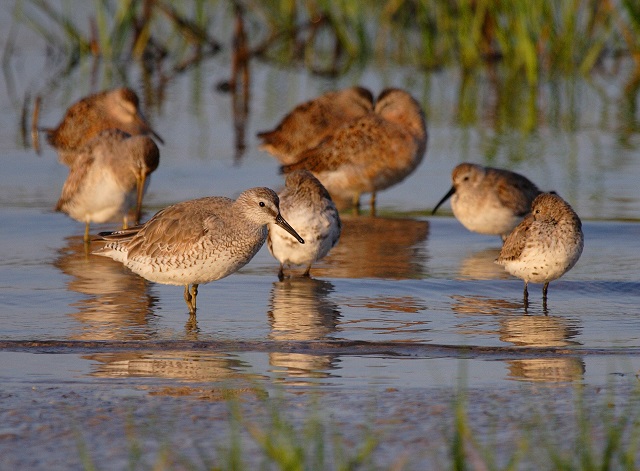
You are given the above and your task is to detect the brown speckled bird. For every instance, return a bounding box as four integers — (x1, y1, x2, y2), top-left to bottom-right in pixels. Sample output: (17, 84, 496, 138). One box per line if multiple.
(93, 188, 305, 315)
(257, 86, 374, 165)
(433, 163, 541, 240)
(497, 192, 583, 307)
(56, 129, 160, 243)
(45, 87, 163, 165)
(281, 88, 427, 214)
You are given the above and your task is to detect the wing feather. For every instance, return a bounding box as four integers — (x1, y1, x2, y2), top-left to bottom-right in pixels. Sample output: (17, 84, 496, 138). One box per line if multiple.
(498, 214, 533, 262)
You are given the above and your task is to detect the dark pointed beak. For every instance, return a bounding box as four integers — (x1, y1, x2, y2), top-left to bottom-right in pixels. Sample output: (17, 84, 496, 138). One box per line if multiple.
(148, 127, 164, 145)
(135, 114, 165, 145)
(432, 186, 456, 215)
(275, 213, 304, 244)
(135, 173, 147, 225)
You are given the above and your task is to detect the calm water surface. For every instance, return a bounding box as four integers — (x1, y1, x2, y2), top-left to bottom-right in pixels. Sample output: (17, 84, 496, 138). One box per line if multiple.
(1, 5, 639, 394)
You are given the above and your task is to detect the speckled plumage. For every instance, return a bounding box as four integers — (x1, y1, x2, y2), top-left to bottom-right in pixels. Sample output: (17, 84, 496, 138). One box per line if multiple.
(46, 87, 163, 165)
(281, 88, 427, 213)
(497, 192, 583, 304)
(93, 187, 305, 314)
(267, 170, 341, 280)
(258, 86, 374, 165)
(56, 129, 160, 242)
(433, 163, 541, 240)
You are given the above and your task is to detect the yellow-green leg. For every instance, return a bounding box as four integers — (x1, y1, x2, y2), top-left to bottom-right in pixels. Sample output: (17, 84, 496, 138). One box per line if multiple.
(370, 192, 377, 217)
(183, 284, 199, 314)
(352, 193, 361, 216)
(83, 222, 91, 244)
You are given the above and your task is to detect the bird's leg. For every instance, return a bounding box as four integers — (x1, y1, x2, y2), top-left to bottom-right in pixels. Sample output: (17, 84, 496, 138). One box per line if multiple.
(83, 222, 91, 244)
(370, 192, 377, 217)
(523, 281, 529, 308)
(184, 285, 192, 305)
(184, 284, 198, 314)
(190, 284, 199, 312)
(542, 282, 549, 312)
(352, 194, 360, 216)
(122, 214, 129, 230)
(278, 264, 285, 282)
(303, 264, 312, 277)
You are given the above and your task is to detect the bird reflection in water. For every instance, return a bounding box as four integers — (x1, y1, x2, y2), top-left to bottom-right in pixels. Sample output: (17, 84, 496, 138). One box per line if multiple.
(451, 295, 584, 382)
(268, 277, 341, 384)
(501, 314, 584, 383)
(457, 248, 512, 280)
(54, 235, 158, 340)
(295, 216, 430, 341)
(85, 351, 263, 388)
(311, 215, 429, 279)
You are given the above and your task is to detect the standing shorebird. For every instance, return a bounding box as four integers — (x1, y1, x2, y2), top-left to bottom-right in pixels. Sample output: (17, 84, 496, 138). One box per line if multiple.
(281, 88, 427, 215)
(267, 170, 341, 280)
(257, 86, 374, 165)
(93, 188, 305, 315)
(44, 87, 164, 165)
(496, 192, 584, 307)
(56, 129, 160, 243)
(432, 163, 541, 240)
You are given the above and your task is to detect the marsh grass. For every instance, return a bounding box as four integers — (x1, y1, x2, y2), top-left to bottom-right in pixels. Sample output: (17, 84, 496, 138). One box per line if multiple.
(67, 380, 640, 471)
(450, 384, 640, 471)
(225, 389, 379, 470)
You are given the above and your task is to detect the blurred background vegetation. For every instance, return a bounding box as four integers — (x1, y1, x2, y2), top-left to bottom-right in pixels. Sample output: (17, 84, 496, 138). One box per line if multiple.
(6, 0, 640, 144)
(11, 0, 640, 82)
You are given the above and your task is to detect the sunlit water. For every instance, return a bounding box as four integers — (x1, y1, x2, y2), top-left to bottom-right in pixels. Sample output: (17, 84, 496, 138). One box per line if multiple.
(1, 5, 639, 395)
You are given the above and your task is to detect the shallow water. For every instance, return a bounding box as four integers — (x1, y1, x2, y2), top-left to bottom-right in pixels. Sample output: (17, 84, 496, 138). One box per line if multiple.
(1, 5, 640, 467)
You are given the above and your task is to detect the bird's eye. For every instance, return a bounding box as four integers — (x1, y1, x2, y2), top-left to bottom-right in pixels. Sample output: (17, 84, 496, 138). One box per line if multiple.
(259, 201, 265, 207)
(463, 176, 469, 181)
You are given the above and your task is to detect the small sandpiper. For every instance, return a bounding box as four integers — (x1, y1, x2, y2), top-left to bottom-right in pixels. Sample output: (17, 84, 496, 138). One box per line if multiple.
(257, 86, 374, 165)
(496, 192, 584, 306)
(44, 87, 164, 165)
(433, 163, 541, 240)
(281, 88, 427, 215)
(56, 129, 160, 243)
(93, 187, 305, 315)
(267, 170, 341, 280)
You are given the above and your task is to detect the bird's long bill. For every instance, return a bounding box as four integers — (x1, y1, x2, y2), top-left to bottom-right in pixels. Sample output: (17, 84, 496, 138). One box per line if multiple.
(275, 213, 305, 244)
(147, 127, 165, 145)
(135, 174, 147, 225)
(432, 186, 456, 215)
(135, 115, 165, 145)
